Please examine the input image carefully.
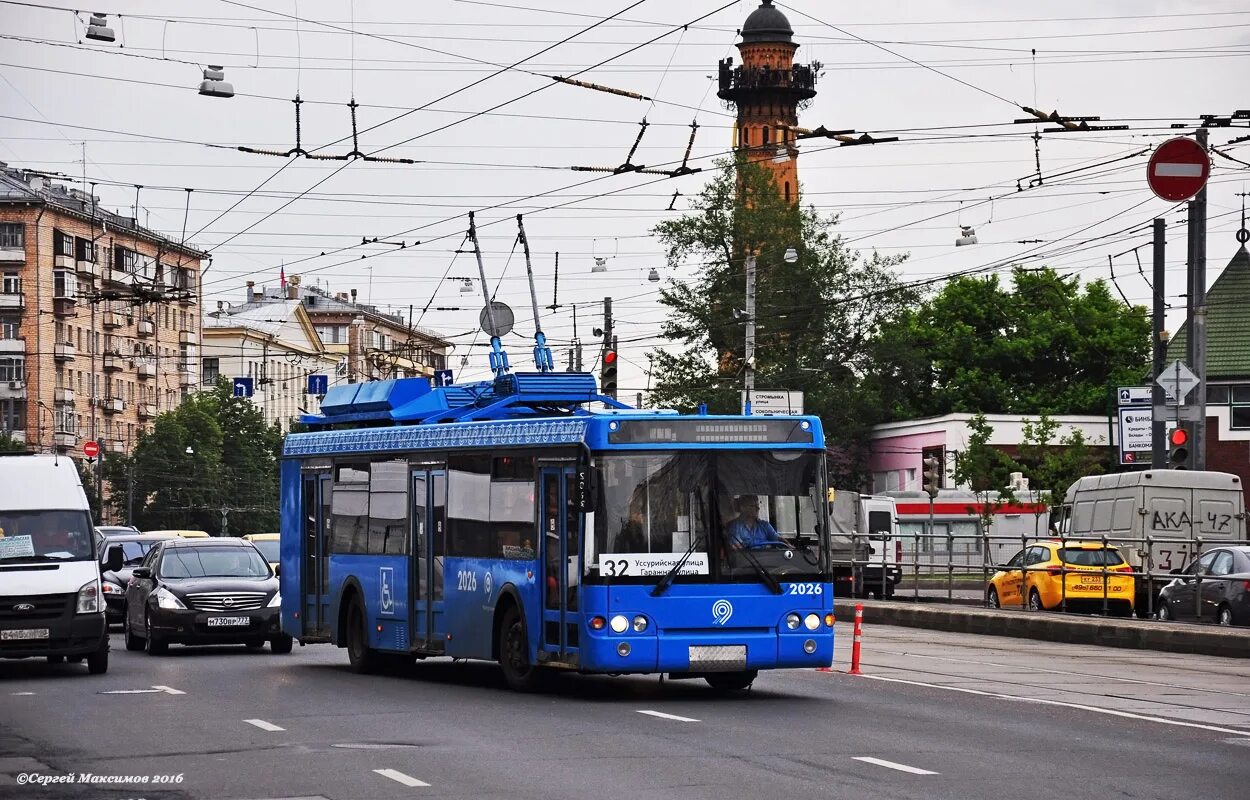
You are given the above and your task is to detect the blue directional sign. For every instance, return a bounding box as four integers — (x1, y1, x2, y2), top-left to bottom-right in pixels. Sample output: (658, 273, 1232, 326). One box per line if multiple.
(433, 369, 454, 387)
(232, 377, 254, 398)
(307, 373, 329, 396)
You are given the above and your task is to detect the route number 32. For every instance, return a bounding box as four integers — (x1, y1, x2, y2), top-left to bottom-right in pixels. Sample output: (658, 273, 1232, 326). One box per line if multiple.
(457, 570, 478, 591)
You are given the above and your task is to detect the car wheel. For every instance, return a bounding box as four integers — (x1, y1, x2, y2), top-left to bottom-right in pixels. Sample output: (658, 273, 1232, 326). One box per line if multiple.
(46, 655, 64, 664)
(245, 638, 267, 651)
(497, 605, 544, 692)
(270, 634, 294, 654)
(705, 670, 758, 692)
(1028, 589, 1044, 612)
(1217, 605, 1234, 626)
(86, 638, 109, 675)
(145, 613, 169, 656)
(987, 587, 1001, 608)
(345, 598, 380, 674)
(1157, 601, 1172, 622)
(124, 616, 146, 651)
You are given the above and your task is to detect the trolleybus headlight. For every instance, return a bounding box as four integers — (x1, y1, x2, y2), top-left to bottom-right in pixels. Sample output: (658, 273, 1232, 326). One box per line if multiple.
(803, 639, 817, 654)
(785, 612, 802, 630)
(617, 642, 632, 657)
(824, 613, 835, 627)
(803, 613, 820, 630)
(589, 616, 606, 631)
(632, 615, 648, 632)
(610, 615, 629, 633)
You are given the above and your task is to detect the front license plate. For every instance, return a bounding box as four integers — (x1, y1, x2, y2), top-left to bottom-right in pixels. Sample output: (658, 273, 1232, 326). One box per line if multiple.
(1, 628, 49, 640)
(207, 616, 250, 627)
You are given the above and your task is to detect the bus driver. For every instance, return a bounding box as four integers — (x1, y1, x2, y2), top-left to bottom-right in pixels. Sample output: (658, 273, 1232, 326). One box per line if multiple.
(726, 495, 787, 550)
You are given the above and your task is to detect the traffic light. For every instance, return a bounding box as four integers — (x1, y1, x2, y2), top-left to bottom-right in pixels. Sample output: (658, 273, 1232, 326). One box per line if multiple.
(1167, 426, 1191, 469)
(600, 347, 618, 398)
(922, 455, 941, 498)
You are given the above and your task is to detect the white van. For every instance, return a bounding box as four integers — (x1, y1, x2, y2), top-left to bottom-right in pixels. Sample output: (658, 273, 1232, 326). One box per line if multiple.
(0, 455, 121, 673)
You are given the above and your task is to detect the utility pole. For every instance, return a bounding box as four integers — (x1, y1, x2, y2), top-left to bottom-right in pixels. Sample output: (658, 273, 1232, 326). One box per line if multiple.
(1151, 218, 1167, 469)
(601, 296, 613, 359)
(744, 254, 756, 414)
(1185, 127, 1209, 469)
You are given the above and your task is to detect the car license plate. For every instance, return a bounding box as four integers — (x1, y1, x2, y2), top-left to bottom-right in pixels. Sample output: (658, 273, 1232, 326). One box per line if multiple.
(207, 616, 250, 627)
(1079, 576, 1103, 584)
(1, 628, 49, 640)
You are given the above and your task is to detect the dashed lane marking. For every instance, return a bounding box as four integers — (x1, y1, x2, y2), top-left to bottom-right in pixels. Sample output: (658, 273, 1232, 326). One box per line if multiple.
(637, 710, 700, 723)
(853, 757, 939, 775)
(9, 692, 35, 696)
(373, 769, 430, 788)
(861, 673, 1250, 738)
(245, 719, 285, 732)
(98, 685, 184, 695)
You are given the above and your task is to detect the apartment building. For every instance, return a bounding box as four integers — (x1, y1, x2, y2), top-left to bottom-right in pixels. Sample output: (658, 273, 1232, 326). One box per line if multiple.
(0, 164, 204, 455)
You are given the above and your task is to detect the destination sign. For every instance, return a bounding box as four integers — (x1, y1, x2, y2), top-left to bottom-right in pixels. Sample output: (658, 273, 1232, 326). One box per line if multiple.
(607, 419, 814, 445)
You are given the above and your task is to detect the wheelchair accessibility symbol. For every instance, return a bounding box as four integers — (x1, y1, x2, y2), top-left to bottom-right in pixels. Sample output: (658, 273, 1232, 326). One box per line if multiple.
(380, 567, 395, 614)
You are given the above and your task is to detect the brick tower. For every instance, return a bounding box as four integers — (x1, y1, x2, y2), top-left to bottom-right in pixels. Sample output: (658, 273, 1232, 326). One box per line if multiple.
(717, 0, 819, 204)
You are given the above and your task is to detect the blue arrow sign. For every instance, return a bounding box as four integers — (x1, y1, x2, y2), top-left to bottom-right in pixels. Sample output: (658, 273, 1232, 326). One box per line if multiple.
(307, 374, 328, 395)
(232, 377, 254, 398)
(433, 369, 454, 387)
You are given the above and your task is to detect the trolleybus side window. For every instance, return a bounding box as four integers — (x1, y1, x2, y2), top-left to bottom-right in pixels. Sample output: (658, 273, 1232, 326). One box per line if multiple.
(331, 462, 370, 554)
(368, 460, 409, 555)
(492, 455, 537, 559)
(447, 454, 493, 557)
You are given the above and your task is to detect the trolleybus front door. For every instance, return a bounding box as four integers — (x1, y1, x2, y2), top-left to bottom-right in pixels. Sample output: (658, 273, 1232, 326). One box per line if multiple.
(410, 469, 446, 651)
(539, 466, 581, 663)
(301, 473, 332, 639)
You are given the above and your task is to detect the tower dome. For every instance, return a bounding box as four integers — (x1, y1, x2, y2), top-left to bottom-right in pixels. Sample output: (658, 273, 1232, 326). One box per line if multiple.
(740, 0, 793, 44)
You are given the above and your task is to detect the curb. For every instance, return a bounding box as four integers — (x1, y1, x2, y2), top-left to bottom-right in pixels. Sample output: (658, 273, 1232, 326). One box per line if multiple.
(835, 599, 1250, 658)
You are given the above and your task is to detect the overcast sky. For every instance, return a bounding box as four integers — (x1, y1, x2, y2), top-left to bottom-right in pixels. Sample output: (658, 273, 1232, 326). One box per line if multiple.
(2, 0, 1248, 399)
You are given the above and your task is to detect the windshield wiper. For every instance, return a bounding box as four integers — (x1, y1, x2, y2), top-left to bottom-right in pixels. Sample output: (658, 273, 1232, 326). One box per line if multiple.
(733, 544, 782, 594)
(651, 535, 704, 598)
(0, 554, 74, 563)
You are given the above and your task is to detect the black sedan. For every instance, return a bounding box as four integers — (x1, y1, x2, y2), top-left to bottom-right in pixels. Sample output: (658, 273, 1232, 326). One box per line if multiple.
(97, 533, 176, 624)
(123, 538, 292, 654)
(1157, 546, 1250, 626)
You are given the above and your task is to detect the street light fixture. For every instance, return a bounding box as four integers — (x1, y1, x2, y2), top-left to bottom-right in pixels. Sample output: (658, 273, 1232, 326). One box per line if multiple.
(198, 65, 234, 98)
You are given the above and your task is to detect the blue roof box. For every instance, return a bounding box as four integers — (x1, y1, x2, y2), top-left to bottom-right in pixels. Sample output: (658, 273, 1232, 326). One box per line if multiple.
(319, 378, 432, 417)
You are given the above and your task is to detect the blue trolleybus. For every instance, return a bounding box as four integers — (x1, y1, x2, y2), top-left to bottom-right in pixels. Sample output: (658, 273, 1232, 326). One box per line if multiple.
(280, 371, 835, 691)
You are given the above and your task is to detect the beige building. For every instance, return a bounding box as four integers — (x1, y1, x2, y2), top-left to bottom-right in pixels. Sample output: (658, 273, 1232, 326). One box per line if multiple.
(0, 164, 204, 455)
(202, 295, 341, 432)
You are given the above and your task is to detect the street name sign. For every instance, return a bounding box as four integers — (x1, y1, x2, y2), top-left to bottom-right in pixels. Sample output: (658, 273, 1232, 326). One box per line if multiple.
(1147, 137, 1210, 202)
(742, 390, 804, 416)
(1116, 386, 1152, 406)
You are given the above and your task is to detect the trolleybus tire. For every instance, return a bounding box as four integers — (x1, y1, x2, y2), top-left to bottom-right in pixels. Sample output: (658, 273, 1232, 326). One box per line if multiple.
(705, 670, 757, 692)
(497, 605, 544, 692)
(346, 598, 381, 674)
(270, 634, 294, 654)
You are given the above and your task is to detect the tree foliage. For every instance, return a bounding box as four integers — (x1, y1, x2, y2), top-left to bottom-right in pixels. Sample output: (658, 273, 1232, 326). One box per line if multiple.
(0, 430, 24, 454)
(104, 381, 282, 535)
(869, 267, 1150, 420)
(649, 156, 916, 485)
(1016, 414, 1107, 514)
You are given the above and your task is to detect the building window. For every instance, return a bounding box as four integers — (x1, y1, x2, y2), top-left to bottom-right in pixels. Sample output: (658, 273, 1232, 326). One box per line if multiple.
(0, 316, 17, 340)
(76, 237, 95, 262)
(1, 272, 19, 295)
(1207, 385, 1230, 404)
(0, 398, 24, 432)
(763, 126, 770, 145)
(53, 269, 76, 299)
(202, 357, 220, 384)
(1231, 384, 1250, 404)
(315, 324, 346, 344)
(784, 181, 791, 204)
(54, 230, 73, 257)
(0, 223, 23, 249)
(0, 356, 24, 382)
(1232, 407, 1250, 430)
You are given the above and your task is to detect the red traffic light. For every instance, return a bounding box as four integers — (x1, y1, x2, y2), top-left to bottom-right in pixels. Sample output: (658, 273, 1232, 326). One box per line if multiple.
(1169, 428, 1189, 446)
(603, 350, 618, 366)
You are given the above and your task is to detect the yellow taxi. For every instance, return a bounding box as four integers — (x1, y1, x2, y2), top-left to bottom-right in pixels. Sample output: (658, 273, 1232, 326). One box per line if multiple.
(144, 529, 212, 539)
(987, 540, 1135, 615)
(243, 533, 280, 573)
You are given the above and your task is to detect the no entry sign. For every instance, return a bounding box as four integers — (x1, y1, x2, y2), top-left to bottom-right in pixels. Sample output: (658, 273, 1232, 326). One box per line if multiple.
(1147, 137, 1210, 202)
(83, 440, 100, 459)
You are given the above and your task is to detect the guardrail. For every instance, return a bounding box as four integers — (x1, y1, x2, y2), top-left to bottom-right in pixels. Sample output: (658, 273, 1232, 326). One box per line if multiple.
(834, 531, 1247, 626)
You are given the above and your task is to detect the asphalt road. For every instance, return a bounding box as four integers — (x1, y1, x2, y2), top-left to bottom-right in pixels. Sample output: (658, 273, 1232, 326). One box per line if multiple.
(2, 624, 1247, 800)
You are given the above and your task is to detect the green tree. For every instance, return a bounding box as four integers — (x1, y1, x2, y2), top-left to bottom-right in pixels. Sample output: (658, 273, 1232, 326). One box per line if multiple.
(1016, 414, 1107, 515)
(870, 267, 1150, 420)
(951, 414, 1022, 535)
(649, 156, 916, 486)
(0, 430, 25, 454)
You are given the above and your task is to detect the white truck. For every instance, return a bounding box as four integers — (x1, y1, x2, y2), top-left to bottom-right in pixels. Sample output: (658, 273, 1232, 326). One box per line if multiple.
(0, 455, 122, 673)
(827, 490, 902, 598)
(1058, 470, 1247, 612)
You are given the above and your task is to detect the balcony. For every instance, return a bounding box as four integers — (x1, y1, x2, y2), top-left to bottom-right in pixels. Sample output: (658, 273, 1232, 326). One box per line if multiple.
(179, 369, 194, 387)
(0, 337, 23, 355)
(101, 397, 124, 414)
(0, 246, 24, 263)
(54, 387, 74, 404)
(54, 254, 73, 270)
(0, 381, 24, 400)
(138, 402, 157, 419)
(0, 292, 24, 311)
(179, 329, 199, 345)
(104, 267, 129, 285)
(103, 312, 122, 329)
(53, 342, 76, 362)
(108, 439, 125, 454)
(76, 259, 100, 279)
(137, 319, 155, 337)
(53, 431, 78, 449)
(137, 362, 155, 380)
(102, 352, 122, 372)
(53, 297, 77, 317)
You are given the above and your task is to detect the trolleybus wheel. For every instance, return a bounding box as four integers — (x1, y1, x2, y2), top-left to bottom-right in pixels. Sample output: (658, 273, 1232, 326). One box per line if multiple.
(705, 670, 757, 692)
(498, 605, 544, 692)
(346, 598, 381, 674)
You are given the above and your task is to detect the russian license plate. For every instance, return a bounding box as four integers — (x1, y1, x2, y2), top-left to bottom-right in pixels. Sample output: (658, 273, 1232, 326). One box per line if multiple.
(1, 628, 49, 640)
(207, 616, 250, 627)
(1079, 575, 1103, 584)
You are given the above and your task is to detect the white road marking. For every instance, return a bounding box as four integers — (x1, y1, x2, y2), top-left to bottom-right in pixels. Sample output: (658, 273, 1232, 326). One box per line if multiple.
(853, 756, 939, 775)
(244, 719, 285, 732)
(99, 685, 184, 695)
(153, 685, 185, 695)
(10, 692, 35, 696)
(373, 769, 430, 787)
(637, 709, 700, 723)
(1155, 163, 1204, 177)
(861, 673, 1250, 737)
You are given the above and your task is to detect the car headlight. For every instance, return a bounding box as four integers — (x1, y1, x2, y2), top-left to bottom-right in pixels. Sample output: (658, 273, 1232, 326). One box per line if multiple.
(267, 591, 281, 608)
(632, 615, 648, 632)
(76, 580, 101, 614)
(100, 581, 126, 595)
(803, 613, 820, 631)
(785, 612, 802, 630)
(609, 614, 629, 633)
(154, 587, 186, 610)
